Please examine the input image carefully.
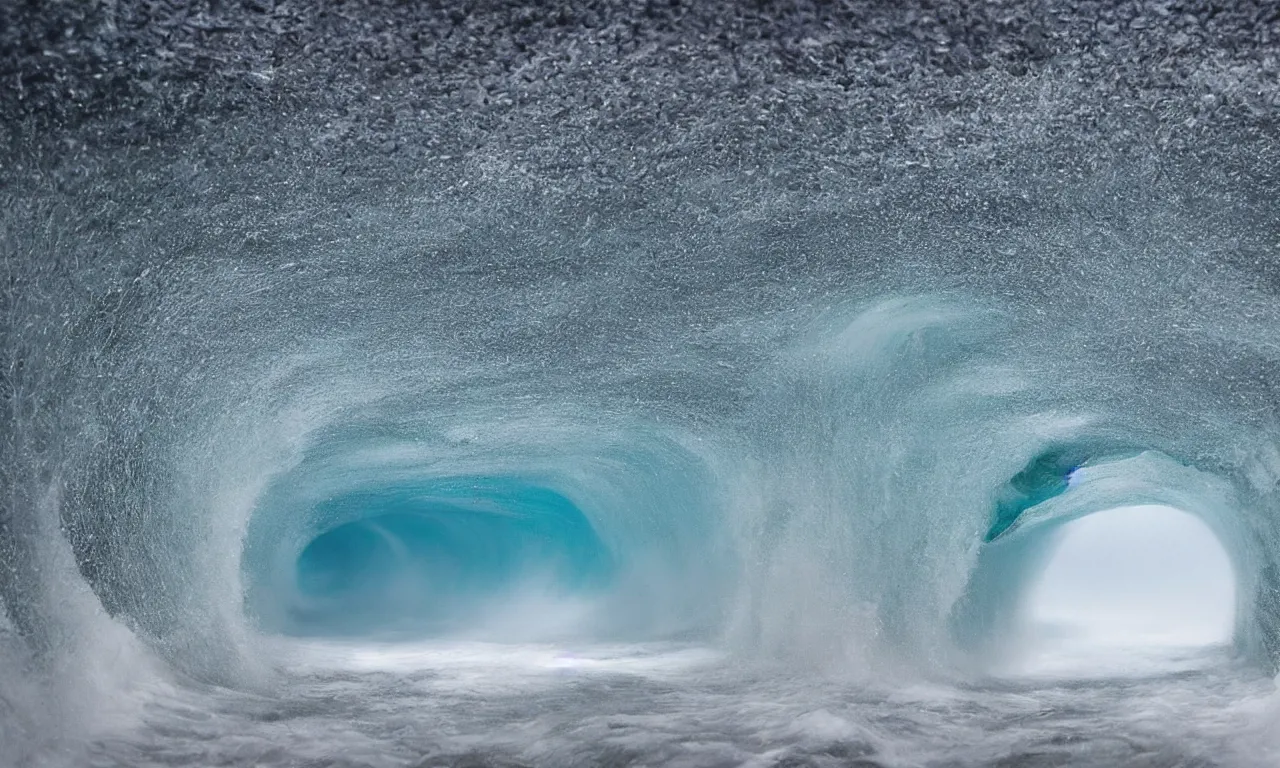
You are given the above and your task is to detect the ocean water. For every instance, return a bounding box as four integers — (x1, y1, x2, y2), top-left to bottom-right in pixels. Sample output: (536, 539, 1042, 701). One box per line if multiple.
(5, 3, 1280, 767)
(68, 641, 1280, 767)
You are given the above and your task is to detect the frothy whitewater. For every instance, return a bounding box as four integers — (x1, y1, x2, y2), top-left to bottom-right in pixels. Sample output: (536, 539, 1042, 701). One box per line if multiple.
(4, 2, 1280, 767)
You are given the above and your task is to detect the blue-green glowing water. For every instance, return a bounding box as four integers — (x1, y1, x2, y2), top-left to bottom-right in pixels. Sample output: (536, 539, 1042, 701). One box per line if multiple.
(276, 479, 613, 635)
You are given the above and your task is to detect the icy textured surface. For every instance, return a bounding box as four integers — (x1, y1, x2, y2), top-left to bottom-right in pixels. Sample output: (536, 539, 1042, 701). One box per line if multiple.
(3, 2, 1280, 766)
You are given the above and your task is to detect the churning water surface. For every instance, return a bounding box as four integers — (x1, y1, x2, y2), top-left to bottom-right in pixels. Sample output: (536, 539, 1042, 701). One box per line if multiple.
(5, 2, 1280, 767)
